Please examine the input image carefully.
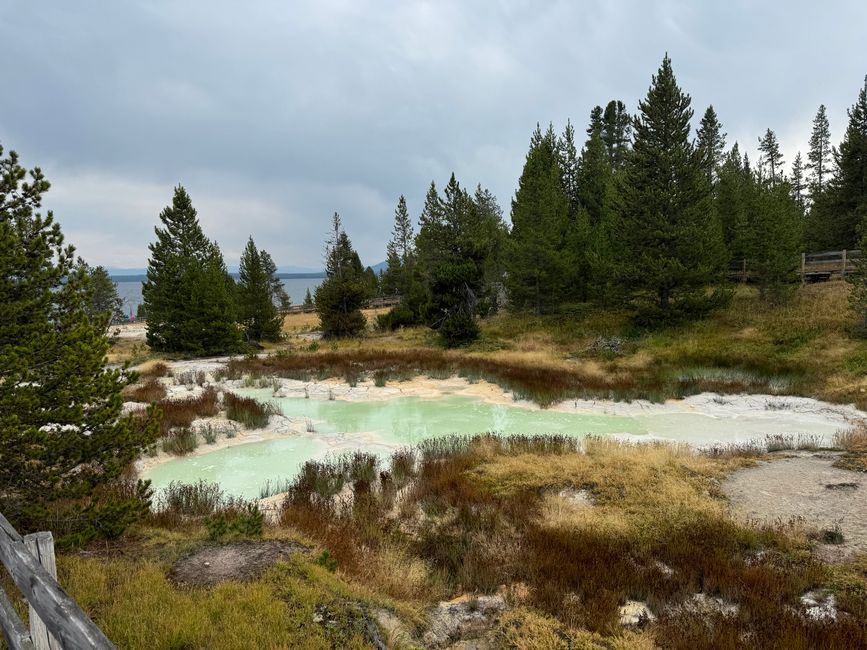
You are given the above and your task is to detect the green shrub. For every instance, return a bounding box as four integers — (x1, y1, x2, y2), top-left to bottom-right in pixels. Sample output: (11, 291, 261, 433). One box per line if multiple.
(315, 550, 338, 572)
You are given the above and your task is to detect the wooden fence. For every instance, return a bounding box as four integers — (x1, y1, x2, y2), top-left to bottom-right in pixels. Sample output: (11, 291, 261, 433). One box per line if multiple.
(0, 513, 114, 650)
(731, 249, 861, 283)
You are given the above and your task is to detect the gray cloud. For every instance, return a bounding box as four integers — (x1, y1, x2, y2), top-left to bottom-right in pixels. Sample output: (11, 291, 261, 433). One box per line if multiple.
(1, 0, 864, 268)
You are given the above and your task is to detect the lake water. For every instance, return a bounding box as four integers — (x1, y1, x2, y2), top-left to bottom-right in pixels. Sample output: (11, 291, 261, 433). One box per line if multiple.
(114, 276, 323, 316)
(142, 390, 852, 499)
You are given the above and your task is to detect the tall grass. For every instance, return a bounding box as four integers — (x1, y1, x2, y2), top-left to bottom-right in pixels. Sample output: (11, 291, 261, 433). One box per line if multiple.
(124, 378, 167, 403)
(156, 386, 220, 436)
(223, 392, 280, 429)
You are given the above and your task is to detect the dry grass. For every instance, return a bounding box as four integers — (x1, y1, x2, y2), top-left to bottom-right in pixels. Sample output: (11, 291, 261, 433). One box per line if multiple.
(223, 392, 280, 429)
(281, 307, 391, 334)
(833, 425, 867, 472)
(123, 378, 167, 403)
(277, 436, 867, 648)
(155, 386, 220, 436)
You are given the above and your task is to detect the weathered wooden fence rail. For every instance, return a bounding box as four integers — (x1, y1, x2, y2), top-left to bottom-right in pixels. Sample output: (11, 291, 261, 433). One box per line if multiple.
(0, 513, 114, 650)
(730, 249, 861, 283)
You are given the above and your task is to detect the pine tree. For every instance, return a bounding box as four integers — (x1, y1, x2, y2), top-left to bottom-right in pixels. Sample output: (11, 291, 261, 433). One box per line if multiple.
(738, 175, 803, 303)
(602, 100, 632, 171)
(421, 174, 506, 344)
(143, 186, 241, 354)
(314, 213, 368, 337)
(507, 124, 571, 314)
(806, 104, 833, 197)
(847, 205, 867, 332)
(303, 287, 314, 308)
(757, 129, 785, 186)
(790, 151, 807, 213)
(695, 105, 727, 185)
(825, 77, 867, 249)
(577, 126, 619, 300)
(559, 120, 581, 215)
(0, 145, 157, 532)
(716, 143, 752, 257)
(238, 237, 283, 342)
(587, 106, 604, 136)
(618, 55, 727, 319)
(260, 250, 290, 311)
(83, 263, 125, 324)
(382, 195, 415, 296)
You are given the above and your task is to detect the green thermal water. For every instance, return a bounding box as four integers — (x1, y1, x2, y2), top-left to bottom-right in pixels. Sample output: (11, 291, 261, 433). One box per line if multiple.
(143, 390, 845, 499)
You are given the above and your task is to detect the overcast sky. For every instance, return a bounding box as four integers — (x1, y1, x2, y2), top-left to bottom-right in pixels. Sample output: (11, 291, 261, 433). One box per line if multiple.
(1, 1, 865, 270)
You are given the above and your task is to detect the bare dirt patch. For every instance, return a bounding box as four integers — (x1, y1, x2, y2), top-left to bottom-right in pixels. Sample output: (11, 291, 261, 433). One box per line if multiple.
(168, 540, 307, 587)
(722, 452, 867, 562)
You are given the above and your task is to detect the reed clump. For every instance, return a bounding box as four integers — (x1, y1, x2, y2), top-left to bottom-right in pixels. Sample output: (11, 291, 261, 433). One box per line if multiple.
(156, 386, 220, 436)
(223, 392, 280, 429)
(124, 378, 167, 403)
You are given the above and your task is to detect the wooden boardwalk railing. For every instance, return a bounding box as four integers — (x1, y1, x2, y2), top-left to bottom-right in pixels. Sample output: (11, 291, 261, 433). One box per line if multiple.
(0, 513, 115, 650)
(731, 249, 861, 283)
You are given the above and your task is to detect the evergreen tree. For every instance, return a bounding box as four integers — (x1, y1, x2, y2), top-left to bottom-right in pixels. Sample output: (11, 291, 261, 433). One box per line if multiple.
(237, 237, 283, 342)
(806, 104, 833, 197)
(143, 186, 241, 354)
(847, 205, 867, 333)
(757, 128, 785, 186)
(790, 151, 807, 213)
(618, 55, 727, 319)
(0, 145, 157, 532)
(507, 124, 571, 313)
(424, 175, 506, 344)
(381, 195, 415, 295)
(303, 287, 314, 308)
(825, 77, 867, 249)
(737, 176, 803, 303)
(695, 105, 727, 185)
(587, 106, 604, 136)
(602, 100, 632, 170)
(559, 120, 581, 215)
(314, 213, 368, 337)
(83, 263, 125, 324)
(716, 143, 752, 256)
(260, 249, 291, 311)
(577, 126, 619, 300)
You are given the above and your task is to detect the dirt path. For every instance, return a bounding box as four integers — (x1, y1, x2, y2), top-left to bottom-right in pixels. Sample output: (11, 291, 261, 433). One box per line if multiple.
(722, 451, 867, 562)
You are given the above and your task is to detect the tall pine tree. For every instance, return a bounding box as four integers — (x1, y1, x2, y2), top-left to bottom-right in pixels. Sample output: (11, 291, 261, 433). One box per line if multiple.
(601, 100, 632, 170)
(314, 213, 368, 337)
(507, 124, 571, 314)
(143, 186, 241, 354)
(806, 104, 833, 197)
(618, 55, 727, 319)
(757, 129, 785, 186)
(695, 105, 727, 186)
(0, 145, 157, 532)
(381, 195, 415, 296)
(825, 77, 867, 249)
(790, 152, 807, 214)
(237, 237, 283, 342)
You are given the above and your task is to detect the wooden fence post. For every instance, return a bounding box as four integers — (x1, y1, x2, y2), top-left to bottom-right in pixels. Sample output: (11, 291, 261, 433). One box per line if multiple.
(23, 533, 60, 650)
(800, 252, 806, 283)
(842, 249, 848, 278)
